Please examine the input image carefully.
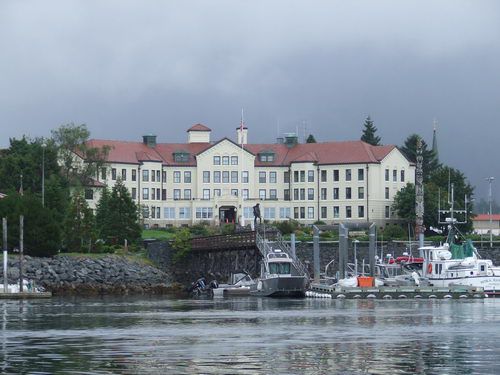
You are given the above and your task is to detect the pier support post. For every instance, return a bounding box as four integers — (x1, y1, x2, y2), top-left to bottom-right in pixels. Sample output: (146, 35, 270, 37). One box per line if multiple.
(339, 224, 348, 280)
(369, 223, 376, 277)
(313, 226, 320, 283)
(290, 233, 296, 260)
(2, 218, 7, 293)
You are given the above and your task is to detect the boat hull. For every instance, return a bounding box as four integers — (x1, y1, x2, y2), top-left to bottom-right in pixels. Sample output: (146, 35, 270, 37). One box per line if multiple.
(250, 276, 307, 297)
(429, 276, 500, 294)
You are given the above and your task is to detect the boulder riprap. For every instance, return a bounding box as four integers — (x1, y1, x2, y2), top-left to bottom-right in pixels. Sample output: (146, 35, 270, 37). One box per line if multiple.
(0, 255, 178, 295)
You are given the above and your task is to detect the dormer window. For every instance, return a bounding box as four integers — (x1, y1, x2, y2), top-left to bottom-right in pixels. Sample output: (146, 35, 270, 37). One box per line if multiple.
(259, 152, 275, 162)
(173, 151, 190, 163)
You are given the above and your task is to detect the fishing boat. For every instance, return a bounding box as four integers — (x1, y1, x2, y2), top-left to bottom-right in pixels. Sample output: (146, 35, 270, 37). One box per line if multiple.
(249, 249, 308, 297)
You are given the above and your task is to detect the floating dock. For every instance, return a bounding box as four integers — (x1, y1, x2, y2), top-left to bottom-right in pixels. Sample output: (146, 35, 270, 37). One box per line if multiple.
(0, 292, 52, 299)
(309, 283, 485, 299)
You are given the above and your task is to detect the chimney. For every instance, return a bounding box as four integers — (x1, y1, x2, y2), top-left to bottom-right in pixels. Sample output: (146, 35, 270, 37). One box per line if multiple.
(142, 134, 157, 148)
(276, 137, 284, 144)
(236, 126, 248, 145)
(284, 133, 298, 148)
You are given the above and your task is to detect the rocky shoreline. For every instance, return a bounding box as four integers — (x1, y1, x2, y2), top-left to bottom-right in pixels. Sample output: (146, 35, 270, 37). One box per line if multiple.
(0, 255, 179, 296)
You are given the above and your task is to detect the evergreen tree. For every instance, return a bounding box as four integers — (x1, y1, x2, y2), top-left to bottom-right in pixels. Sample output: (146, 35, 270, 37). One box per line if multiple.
(400, 134, 440, 182)
(360, 116, 381, 146)
(306, 134, 317, 143)
(95, 180, 141, 244)
(64, 191, 96, 252)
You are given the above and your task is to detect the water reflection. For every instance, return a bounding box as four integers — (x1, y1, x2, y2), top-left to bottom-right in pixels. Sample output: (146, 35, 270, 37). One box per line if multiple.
(0, 297, 499, 374)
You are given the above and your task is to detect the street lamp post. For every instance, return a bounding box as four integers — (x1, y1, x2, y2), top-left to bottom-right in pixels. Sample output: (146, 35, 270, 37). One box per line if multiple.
(486, 177, 495, 248)
(42, 141, 46, 207)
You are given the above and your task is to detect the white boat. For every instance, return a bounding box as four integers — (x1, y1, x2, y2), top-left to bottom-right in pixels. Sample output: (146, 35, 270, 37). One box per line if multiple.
(212, 272, 255, 298)
(420, 239, 500, 294)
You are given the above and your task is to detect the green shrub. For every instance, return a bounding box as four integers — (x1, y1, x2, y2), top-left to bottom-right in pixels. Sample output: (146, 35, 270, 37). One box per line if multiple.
(172, 228, 192, 262)
(221, 223, 235, 235)
(382, 225, 407, 240)
(275, 219, 299, 235)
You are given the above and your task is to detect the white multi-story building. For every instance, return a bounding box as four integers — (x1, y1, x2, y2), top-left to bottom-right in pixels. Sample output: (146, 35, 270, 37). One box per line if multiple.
(81, 124, 414, 228)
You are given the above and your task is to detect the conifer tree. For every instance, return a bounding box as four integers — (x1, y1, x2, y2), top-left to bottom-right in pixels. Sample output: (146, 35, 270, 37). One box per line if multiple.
(64, 191, 96, 252)
(306, 134, 317, 143)
(360, 116, 381, 146)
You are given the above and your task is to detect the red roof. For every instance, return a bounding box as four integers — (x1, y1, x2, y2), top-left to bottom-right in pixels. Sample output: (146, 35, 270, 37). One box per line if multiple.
(187, 123, 211, 132)
(473, 214, 500, 221)
(83, 138, 396, 167)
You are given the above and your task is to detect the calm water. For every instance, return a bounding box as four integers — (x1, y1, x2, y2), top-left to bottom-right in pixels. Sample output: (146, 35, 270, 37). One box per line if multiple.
(0, 296, 499, 374)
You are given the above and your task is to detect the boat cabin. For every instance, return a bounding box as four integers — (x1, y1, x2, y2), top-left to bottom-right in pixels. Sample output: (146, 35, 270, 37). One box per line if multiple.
(265, 250, 293, 276)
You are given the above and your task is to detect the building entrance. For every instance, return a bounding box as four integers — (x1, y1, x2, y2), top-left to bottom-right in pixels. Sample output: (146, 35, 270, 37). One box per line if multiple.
(219, 206, 236, 224)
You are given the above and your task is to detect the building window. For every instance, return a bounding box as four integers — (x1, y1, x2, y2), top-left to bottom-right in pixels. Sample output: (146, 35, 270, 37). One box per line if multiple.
(401, 170, 405, 182)
(358, 168, 364, 181)
(269, 172, 277, 183)
(300, 171, 305, 182)
(243, 207, 253, 219)
(293, 189, 299, 200)
(259, 171, 266, 183)
(184, 189, 191, 200)
(264, 207, 275, 219)
(346, 206, 352, 218)
(333, 206, 340, 218)
(101, 167, 107, 180)
(333, 170, 339, 182)
(151, 206, 156, 219)
(173, 189, 181, 200)
(231, 171, 238, 183)
(162, 189, 166, 200)
(321, 188, 327, 200)
(203, 171, 210, 183)
(164, 207, 175, 219)
(121, 169, 127, 181)
(214, 156, 220, 165)
(151, 188, 155, 200)
(242, 189, 249, 200)
(269, 189, 277, 200)
(222, 156, 229, 165)
(142, 169, 149, 182)
(131, 188, 137, 200)
(321, 170, 327, 182)
(333, 188, 339, 200)
(156, 170, 160, 182)
(308, 188, 314, 200)
(346, 187, 352, 199)
(321, 206, 327, 219)
(132, 169, 137, 182)
(142, 188, 149, 200)
(231, 189, 238, 197)
(184, 171, 191, 183)
(214, 189, 221, 197)
(300, 207, 305, 219)
(284, 171, 290, 183)
(259, 189, 266, 200)
(151, 170, 156, 182)
(345, 169, 351, 181)
(173, 171, 180, 183)
(214, 171, 221, 183)
(385, 169, 389, 182)
(196, 207, 213, 219)
(300, 188, 305, 200)
(222, 171, 229, 183)
(308, 170, 314, 182)
(294, 171, 299, 183)
(393, 169, 397, 182)
(358, 187, 364, 199)
(112, 168, 117, 180)
(242, 171, 249, 183)
(284, 189, 290, 201)
(259, 153, 275, 162)
(280, 207, 291, 219)
(84, 189, 93, 200)
(307, 207, 315, 219)
(179, 207, 191, 219)
(385, 206, 390, 218)
(173, 152, 190, 163)
(294, 207, 299, 219)
(203, 189, 210, 200)
(358, 206, 365, 218)
(231, 156, 238, 165)
(385, 187, 390, 199)
(162, 171, 166, 183)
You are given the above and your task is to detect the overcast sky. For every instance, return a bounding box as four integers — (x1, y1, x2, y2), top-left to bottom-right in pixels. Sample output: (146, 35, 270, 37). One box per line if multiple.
(1, 1, 499, 201)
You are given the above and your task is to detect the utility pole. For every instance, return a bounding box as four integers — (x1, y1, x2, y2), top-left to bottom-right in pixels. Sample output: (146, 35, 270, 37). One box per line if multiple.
(486, 177, 495, 248)
(2, 218, 7, 293)
(415, 137, 425, 252)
